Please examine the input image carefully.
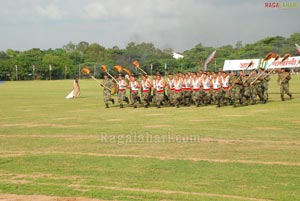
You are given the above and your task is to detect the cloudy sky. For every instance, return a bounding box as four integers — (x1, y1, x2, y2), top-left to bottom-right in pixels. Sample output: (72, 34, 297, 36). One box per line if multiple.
(0, 0, 299, 52)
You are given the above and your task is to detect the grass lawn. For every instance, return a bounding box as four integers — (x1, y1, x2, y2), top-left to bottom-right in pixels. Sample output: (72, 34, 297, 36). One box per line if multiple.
(0, 74, 300, 200)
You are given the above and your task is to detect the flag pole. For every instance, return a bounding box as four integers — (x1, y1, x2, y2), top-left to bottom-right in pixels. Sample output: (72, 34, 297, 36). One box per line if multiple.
(49, 65, 52, 80)
(15, 65, 18, 80)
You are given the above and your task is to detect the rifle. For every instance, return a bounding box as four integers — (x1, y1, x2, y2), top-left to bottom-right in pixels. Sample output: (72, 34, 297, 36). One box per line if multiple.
(251, 54, 282, 85)
(279, 72, 291, 85)
(81, 67, 111, 91)
(261, 68, 276, 80)
(90, 76, 112, 91)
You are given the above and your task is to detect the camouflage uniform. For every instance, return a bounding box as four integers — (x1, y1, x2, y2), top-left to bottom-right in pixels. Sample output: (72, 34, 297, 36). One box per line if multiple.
(202, 77, 211, 105)
(117, 77, 127, 108)
(167, 77, 175, 106)
(155, 76, 165, 108)
(141, 78, 151, 108)
(260, 71, 270, 103)
(250, 74, 263, 104)
(241, 75, 251, 106)
(211, 77, 222, 107)
(191, 77, 201, 107)
(221, 74, 230, 105)
(230, 75, 242, 107)
(103, 78, 114, 108)
(183, 78, 192, 106)
(277, 71, 292, 101)
(173, 80, 183, 108)
(128, 76, 140, 108)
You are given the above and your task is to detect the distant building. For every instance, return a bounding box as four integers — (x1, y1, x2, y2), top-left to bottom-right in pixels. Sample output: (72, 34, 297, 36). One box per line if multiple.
(173, 52, 184, 59)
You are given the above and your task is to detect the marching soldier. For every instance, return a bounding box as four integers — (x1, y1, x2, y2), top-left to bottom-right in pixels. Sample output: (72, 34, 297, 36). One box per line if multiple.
(167, 73, 175, 106)
(211, 72, 222, 107)
(155, 73, 165, 108)
(103, 74, 115, 108)
(173, 74, 183, 108)
(141, 74, 152, 108)
(259, 68, 270, 104)
(277, 68, 292, 101)
(128, 74, 140, 108)
(221, 71, 230, 106)
(117, 74, 128, 108)
(229, 71, 242, 107)
(241, 72, 251, 106)
(191, 72, 202, 107)
(183, 73, 192, 106)
(250, 69, 263, 105)
(151, 74, 157, 104)
(202, 72, 211, 105)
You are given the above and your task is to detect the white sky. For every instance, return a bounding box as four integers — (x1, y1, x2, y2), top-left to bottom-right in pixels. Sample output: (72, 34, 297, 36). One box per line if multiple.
(0, 0, 299, 52)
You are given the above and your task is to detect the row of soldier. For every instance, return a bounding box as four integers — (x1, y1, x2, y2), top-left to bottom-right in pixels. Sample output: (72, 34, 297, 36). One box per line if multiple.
(101, 68, 292, 108)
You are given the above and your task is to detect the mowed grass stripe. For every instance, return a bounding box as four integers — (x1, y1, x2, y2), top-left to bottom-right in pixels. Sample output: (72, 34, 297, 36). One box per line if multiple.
(1, 154, 299, 200)
(1, 151, 300, 167)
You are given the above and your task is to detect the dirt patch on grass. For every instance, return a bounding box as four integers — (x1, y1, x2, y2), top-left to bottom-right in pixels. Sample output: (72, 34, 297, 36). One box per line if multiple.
(143, 125, 172, 128)
(0, 123, 80, 128)
(255, 127, 282, 130)
(105, 119, 123, 122)
(198, 138, 300, 145)
(0, 194, 105, 201)
(223, 114, 246, 117)
(189, 119, 215, 122)
(144, 113, 165, 116)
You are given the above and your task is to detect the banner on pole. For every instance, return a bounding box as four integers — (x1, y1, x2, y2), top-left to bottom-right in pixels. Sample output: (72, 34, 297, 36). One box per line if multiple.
(223, 56, 300, 71)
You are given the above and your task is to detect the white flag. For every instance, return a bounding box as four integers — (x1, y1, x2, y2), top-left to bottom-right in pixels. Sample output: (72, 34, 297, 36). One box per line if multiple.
(296, 44, 300, 54)
(204, 50, 217, 71)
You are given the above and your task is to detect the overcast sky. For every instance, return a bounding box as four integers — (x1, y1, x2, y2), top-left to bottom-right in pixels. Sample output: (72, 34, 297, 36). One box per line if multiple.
(0, 0, 299, 52)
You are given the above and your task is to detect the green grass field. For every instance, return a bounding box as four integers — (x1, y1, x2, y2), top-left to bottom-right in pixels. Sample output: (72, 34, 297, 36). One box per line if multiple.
(0, 75, 300, 201)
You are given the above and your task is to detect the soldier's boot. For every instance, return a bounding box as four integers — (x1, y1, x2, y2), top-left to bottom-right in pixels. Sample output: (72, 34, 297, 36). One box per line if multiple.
(281, 95, 285, 101)
(120, 104, 124, 108)
(133, 104, 137, 109)
(289, 94, 293, 100)
(245, 97, 249, 106)
(223, 98, 228, 106)
(252, 100, 256, 105)
(262, 98, 267, 104)
(232, 99, 236, 108)
(137, 96, 142, 104)
(239, 98, 243, 104)
(105, 103, 109, 108)
(217, 98, 221, 108)
(111, 98, 115, 104)
(124, 97, 129, 104)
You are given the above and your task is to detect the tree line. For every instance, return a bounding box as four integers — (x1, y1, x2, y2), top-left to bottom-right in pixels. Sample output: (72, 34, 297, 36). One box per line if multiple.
(0, 33, 299, 80)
